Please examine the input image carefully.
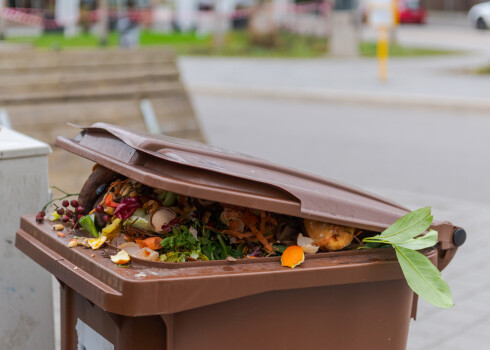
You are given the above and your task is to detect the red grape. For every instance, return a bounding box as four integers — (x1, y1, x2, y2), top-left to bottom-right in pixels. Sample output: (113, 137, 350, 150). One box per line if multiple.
(70, 199, 79, 208)
(95, 205, 104, 213)
(57, 208, 64, 215)
(76, 206, 84, 215)
(62, 200, 69, 207)
(103, 214, 111, 223)
(35, 212, 44, 223)
(61, 215, 69, 223)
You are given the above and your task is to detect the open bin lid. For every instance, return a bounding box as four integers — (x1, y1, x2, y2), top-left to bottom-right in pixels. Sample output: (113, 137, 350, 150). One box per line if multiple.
(55, 123, 461, 255)
(56, 123, 411, 231)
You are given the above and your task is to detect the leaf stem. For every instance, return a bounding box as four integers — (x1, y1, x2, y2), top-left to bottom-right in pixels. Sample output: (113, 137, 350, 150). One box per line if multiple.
(362, 237, 389, 244)
(41, 187, 80, 212)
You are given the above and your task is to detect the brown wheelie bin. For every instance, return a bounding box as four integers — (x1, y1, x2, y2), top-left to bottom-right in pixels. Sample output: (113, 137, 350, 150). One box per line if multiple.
(15, 123, 464, 350)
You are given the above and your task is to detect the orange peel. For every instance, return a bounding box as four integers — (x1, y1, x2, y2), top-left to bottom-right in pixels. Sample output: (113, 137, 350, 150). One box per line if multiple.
(110, 250, 131, 264)
(88, 235, 107, 250)
(281, 245, 305, 268)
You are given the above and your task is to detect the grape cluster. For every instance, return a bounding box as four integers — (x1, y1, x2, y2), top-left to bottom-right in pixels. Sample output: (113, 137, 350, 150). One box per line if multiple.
(36, 198, 85, 227)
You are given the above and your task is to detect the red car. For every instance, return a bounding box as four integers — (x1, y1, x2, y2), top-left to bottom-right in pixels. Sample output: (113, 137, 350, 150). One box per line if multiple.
(398, 0, 427, 24)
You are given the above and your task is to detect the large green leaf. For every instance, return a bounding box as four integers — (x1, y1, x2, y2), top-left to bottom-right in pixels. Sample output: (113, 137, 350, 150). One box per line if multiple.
(395, 230, 438, 250)
(395, 246, 453, 308)
(380, 207, 432, 244)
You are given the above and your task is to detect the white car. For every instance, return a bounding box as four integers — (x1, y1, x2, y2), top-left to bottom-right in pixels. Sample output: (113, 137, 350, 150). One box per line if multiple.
(469, 1, 490, 29)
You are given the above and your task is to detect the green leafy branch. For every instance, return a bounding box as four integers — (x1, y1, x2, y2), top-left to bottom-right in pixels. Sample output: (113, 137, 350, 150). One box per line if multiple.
(362, 207, 454, 309)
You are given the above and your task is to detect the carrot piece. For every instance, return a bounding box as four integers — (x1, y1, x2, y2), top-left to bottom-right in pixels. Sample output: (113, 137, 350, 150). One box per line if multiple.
(260, 211, 266, 234)
(222, 230, 254, 240)
(142, 237, 163, 251)
(105, 193, 119, 208)
(242, 211, 259, 226)
(99, 179, 128, 207)
(249, 224, 274, 254)
(135, 239, 146, 248)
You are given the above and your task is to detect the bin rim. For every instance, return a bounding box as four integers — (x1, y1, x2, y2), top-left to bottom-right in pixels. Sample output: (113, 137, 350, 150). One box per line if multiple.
(16, 214, 440, 316)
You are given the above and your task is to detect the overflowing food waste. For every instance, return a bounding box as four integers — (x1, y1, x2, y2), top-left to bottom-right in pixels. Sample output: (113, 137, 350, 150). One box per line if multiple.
(36, 167, 372, 268)
(35, 165, 454, 308)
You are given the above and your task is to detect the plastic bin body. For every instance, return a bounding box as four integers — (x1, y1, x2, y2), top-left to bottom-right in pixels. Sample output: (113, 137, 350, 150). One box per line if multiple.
(15, 123, 461, 350)
(59, 279, 413, 350)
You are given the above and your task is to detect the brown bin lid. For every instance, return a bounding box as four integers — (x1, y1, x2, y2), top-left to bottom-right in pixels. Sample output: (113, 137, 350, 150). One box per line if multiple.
(56, 123, 411, 232)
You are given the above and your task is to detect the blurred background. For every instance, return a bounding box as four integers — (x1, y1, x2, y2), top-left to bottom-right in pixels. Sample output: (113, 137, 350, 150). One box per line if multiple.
(1, 0, 490, 349)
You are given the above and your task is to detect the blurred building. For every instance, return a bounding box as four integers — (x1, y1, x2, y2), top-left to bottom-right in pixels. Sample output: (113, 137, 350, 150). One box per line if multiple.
(424, 0, 483, 12)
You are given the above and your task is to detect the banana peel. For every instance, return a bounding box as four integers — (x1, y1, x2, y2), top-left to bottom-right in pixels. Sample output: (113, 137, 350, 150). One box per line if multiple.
(102, 218, 122, 241)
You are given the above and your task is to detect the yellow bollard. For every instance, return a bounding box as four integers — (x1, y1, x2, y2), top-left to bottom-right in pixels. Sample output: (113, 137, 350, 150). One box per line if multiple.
(377, 26, 389, 82)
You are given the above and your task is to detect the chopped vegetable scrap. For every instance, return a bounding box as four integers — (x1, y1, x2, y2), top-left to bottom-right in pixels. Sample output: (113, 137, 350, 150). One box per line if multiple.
(43, 177, 366, 267)
(297, 233, 320, 254)
(88, 236, 108, 250)
(111, 250, 130, 265)
(52, 224, 65, 231)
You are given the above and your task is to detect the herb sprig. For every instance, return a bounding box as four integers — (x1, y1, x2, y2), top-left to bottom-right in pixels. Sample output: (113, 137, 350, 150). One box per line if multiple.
(362, 207, 454, 309)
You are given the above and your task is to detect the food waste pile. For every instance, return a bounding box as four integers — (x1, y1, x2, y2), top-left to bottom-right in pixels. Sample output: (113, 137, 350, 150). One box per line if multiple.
(36, 171, 361, 268)
(33, 165, 454, 308)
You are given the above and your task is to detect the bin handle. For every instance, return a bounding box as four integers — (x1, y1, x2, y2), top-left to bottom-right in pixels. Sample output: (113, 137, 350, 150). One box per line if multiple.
(432, 221, 465, 271)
